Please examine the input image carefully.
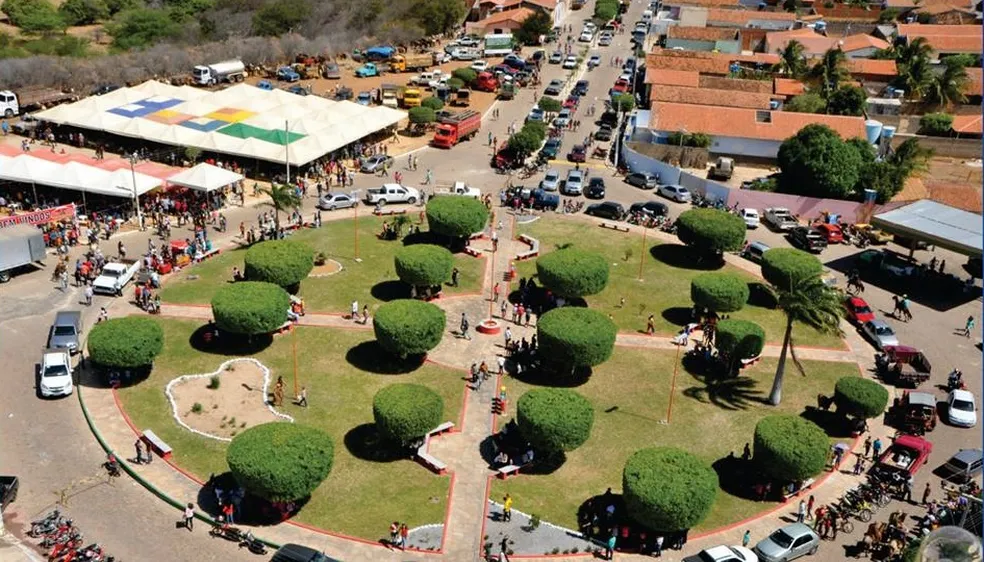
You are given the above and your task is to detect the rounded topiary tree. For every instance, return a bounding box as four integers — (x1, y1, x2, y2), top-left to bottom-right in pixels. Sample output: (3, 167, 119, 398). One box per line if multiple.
(87, 316, 164, 368)
(761, 248, 823, 291)
(211, 281, 290, 335)
(425, 196, 489, 242)
(690, 273, 750, 313)
(517, 388, 594, 454)
(394, 244, 454, 288)
(373, 299, 446, 358)
(623, 447, 718, 532)
(226, 422, 334, 502)
(535, 248, 610, 298)
(537, 307, 617, 370)
(753, 415, 828, 482)
(373, 383, 444, 445)
(243, 239, 314, 290)
(833, 377, 890, 419)
(676, 208, 747, 257)
(715, 319, 766, 360)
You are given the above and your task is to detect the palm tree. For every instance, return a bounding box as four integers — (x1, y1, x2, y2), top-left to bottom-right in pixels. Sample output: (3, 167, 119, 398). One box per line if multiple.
(810, 48, 849, 99)
(889, 138, 933, 177)
(767, 275, 844, 406)
(925, 59, 969, 108)
(259, 183, 302, 229)
(899, 55, 934, 100)
(777, 40, 807, 78)
(896, 37, 934, 68)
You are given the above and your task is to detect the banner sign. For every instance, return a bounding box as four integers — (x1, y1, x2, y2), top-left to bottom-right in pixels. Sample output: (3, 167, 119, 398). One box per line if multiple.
(0, 203, 76, 229)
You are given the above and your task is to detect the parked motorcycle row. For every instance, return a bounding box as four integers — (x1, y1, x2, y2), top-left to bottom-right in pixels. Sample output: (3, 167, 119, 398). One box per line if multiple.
(208, 522, 268, 555)
(28, 509, 115, 562)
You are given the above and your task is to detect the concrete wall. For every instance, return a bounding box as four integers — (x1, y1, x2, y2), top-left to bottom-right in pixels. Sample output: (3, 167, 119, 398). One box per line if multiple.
(844, 47, 881, 59)
(893, 134, 983, 160)
(708, 136, 783, 159)
(665, 38, 718, 52)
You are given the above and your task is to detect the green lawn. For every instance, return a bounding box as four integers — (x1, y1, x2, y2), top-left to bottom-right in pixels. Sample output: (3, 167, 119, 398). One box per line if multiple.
(160, 216, 486, 313)
(117, 318, 465, 540)
(514, 220, 844, 348)
(490, 348, 857, 532)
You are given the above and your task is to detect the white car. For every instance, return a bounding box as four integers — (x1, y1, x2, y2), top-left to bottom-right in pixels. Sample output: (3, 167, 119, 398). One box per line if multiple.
(658, 184, 692, 203)
(579, 30, 594, 42)
(740, 209, 760, 229)
(40, 350, 73, 398)
(470, 60, 489, 72)
(540, 169, 561, 191)
(588, 54, 601, 68)
(553, 108, 572, 128)
(563, 169, 584, 195)
(562, 55, 578, 69)
(948, 390, 977, 428)
(686, 545, 758, 562)
(599, 33, 613, 46)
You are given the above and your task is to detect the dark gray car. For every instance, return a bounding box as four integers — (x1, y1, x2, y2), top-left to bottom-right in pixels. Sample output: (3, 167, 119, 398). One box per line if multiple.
(48, 311, 81, 354)
(271, 543, 342, 562)
(625, 172, 659, 189)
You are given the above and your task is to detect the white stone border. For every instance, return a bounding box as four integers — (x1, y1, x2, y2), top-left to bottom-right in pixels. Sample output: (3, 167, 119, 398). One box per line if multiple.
(309, 258, 344, 277)
(165, 358, 294, 443)
(487, 500, 599, 541)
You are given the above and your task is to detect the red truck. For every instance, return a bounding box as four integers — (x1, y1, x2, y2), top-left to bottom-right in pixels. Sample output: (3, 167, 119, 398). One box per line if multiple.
(870, 434, 933, 484)
(473, 72, 498, 92)
(432, 110, 481, 148)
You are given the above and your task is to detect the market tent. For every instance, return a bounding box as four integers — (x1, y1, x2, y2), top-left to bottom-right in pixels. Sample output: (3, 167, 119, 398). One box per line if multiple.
(872, 200, 983, 257)
(0, 154, 162, 197)
(166, 163, 244, 192)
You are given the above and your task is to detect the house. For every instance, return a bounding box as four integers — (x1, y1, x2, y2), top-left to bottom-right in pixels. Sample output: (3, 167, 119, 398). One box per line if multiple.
(765, 29, 891, 58)
(914, 3, 980, 24)
(844, 58, 898, 83)
(963, 67, 982, 103)
(645, 48, 781, 76)
(882, 0, 978, 13)
(466, 7, 536, 35)
(774, 78, 806, 98)
(702, 7, 798, 30)
(895, 24, 983, 56)
(952, 115, 983, 137)
(650, 85, 777, 109)
(665, 25, 742, 53)
(646, 102, 867, 157)
(467, 0, 566, 32)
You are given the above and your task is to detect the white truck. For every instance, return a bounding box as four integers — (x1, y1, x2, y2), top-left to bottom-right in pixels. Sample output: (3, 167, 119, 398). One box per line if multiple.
(763, 207, 799, 231)
(39, 348, 73, 398)
(364, 184, 421, 206)
(434, 181, 480, 198)
(0, 224, 46, 282)
(192, 60, 247, 86)
(483, 33, 515, 57)
(92, 258, 142, 295)
(0, 88, 78, 118)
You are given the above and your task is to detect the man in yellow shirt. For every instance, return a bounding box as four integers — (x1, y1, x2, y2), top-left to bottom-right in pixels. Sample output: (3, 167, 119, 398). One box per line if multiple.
(503, 494, 513, 522)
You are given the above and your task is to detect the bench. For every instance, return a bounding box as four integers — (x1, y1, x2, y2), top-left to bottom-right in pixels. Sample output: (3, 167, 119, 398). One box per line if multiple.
(373, 209, 407, 217)
(497, 464, 522, 479)
(195, 248, 222, 263)
(429, 422, 455, 437)
(515, 234, 540, 261)
(463, 246, 482, 258)
(781, 477, 816, 501)
(599, 222, 630, 233)
(142, 429, 173, 459)
(417, 452, 448, 475)
(469, 231, 486, 240)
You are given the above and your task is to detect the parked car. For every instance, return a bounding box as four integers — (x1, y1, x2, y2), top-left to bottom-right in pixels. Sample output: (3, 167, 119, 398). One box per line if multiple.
(947, 389, 977, 428)
(753, 523, 819, 562)
(39, 349, 73, 398)
(599, 33, 613, 46)
(567, 144, 587, 163)
(625, 172, 658, 189)
(861, 319, 900, 350)
(573, 80, 590, 96)
(815, 223, 844, 244)
(939, 448, 983, 483)
(843, 297, 875, 325)
(563, 170, 584, 195)
(271, 543, 343, 562)
(540, 138, 562, 159)
(594, 124, 613, 141)
(321, 62, 341, 79)
(549, 51, 564, 64)
(856, 224, 893, 245)
(657, 184, 691, 203)
(610, 78, 630, 93)
(544, 79, 564, 96)
(588, 54, 602, 68)
(586, 178, 606, 199)
(470, 60, 489, 72)
(540, 169, 561, 191)
(527, 108, 546, 122)
(787, 227, 828, 253)
(563, 55, 578, 69)
(48, 311, 82, 354)
(586, 201, 625, 220)
(563, 95, 580, 109)
(360, 154, 393, 173)
(317, 192, 358, 211)
(739, 209, 760, 229)
(741, 241, 770, 263)
(629, 201, 668, 217)
(553, 108, 573, 128)
(682, 545, 757, 562)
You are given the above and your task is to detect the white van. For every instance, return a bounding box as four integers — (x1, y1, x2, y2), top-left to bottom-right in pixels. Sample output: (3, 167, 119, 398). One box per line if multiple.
(641, 9, 654, 22)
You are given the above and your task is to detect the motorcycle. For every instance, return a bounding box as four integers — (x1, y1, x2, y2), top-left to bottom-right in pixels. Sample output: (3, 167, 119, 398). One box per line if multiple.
(209, 523, 247, 542)
(947, 369, 966, 391)
(103, 454, 121, 478)
(29, 509, 62, 537)
(239, 531, 268, 555)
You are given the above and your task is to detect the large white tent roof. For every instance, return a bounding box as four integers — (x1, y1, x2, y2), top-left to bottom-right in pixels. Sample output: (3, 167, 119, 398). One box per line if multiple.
(873, 199, 983, 257)
(35, 80, 407, 166)
(167, 163, 244, 192)
(0, 154, 163, 197)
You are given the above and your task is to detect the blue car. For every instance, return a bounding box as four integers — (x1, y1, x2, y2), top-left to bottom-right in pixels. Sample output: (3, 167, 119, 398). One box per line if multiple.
(356, 92, 372, 106)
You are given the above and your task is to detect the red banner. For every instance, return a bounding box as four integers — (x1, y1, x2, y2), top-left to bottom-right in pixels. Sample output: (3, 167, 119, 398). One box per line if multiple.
(0, 203, 76, 229)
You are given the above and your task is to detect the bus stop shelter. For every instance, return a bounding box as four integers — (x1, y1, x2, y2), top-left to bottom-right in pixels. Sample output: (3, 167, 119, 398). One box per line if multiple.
(872, 200, 983, 258)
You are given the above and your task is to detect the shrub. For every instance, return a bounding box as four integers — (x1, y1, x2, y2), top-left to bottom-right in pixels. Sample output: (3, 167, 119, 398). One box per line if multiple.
(211, 281, 290, 336)
(447, 77, 465, 91)
(207, 375, 220, 390)
(535, 248, 610, 298)
(919, 113, 954, 136)
(623, 447, 718, 532)
(191, 402, 203, 414)
(761, 248, 823, 291)
(408, 106, 436, 124)
(676, 208, 747, 256)
(612, 93, 635, 113)
(715, 319, 766, 360)
(227, 422, 334, 502)
(517, 388, 594, 453)
(373, 383, 444, 445)
(87, 316, 164, 368)
(537, 307, 617, 369)
(421, 96, 444, 110)
(394, 244, 453, 288)
(373, 299, 446, 358)
(243, 239, 314, 289)
(690, 273, 749, 313)
(784, 93, 827, 114)
(833, 376, 889, 419)
(451, 67, 477, 84)
(523, 120, 547, 142)
(425, 196, 489, 240)
(753, 415, 828, 482)
(58, 0, 108, 25)
(538, 96, 562, 113)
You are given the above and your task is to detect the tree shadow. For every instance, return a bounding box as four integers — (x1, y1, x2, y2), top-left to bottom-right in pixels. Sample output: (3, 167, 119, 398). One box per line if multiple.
(523, 452, 566, 475)
(188, 324, 273, 356)
(747, 282, 778, 309)
(370, 280, 409, 302)
(712, 454, 760, 501)
(511, 363, 592, 388)
(343, 423, 410, 463)
(402, 231, 445, 247)
(197, 471, 311, 526)
(800, 406, 854, 438)
(650, 244, 724, 271)
(77, 360, 151, 389)
(661, 306, 693, 327)
(577, 491, 626, 542)
(345, 340, 425, 374)
(681, 355, 766, 411)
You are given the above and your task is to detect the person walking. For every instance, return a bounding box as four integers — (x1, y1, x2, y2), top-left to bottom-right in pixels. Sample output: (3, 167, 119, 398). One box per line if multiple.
(83, 284, 93, 306)
(647, 314, 655, 335)
(491, 230, 498, 252)
(493, 283, 500, 302)
(654, 535, 663, 557)
(497, 355, 506, 375)
(389, 521, 399, 548)
(499, 536, 510, 562)
(503, 494, 513, 522)
(500, 299, 508, 319)
(488, 131, 493, 146)
(962, 315, 975, 337)
(863, 436, 872, 458)
(351, 300, 359, 321)
(872, 437, 883, 459)
(451, 267, 460, 287)
(922, 482, 932, 504)
(605, 534, 616, 560)
(504, 326, 512, 348)
(296, 386, 308, 407)
(274, 376, 285, 407)
(853, 456, 865, 475)
(460, 313, 472, 340)
(742, 530, 751, 547)
(399, 523, 409, 550)
(806, 495, 815, 520)
(797, 499, 806, 523)
(222, 502, 234, 525)
(183, 503, 195, 531)
(134, 439, 144, 465)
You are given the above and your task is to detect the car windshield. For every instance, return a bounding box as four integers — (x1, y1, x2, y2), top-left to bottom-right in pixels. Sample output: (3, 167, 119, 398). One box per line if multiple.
(43, 364, 68, 378)
(876, 325, 894, 335)
(53, 326, 76, 336)
(953, 399, 974, 412)
(545, 172, 558, 181)
(948, 458, 970, 470)
(768, 529, 795, 548)
(855, 305, 871, 314)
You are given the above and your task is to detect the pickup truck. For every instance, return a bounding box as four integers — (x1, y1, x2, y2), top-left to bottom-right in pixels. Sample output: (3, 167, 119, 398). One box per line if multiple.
(434, 181, 480, 198)
(276, 66, 300, 82)
(92, 259, 142, 295)
(763, 208, 798, 231)
(365, 184, 421, 205)
(870, 434, 933, 483)
(356, 63, 382, 78)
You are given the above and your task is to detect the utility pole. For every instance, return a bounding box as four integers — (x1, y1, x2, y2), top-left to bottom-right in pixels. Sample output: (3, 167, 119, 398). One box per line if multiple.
(129, 153, 142, 228)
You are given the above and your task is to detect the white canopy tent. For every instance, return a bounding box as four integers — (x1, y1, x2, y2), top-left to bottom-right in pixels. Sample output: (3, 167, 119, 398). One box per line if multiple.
(0, 154, 163, 198)
(166, 163, 244, 192)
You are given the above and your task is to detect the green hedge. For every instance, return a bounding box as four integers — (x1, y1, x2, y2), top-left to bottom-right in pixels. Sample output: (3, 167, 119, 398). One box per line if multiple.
(425, 196, 489, 240)
(517, 388, 594, 453)
(535, 248, 610, 298)
(394, 244, 454, 287)
(833, 377, 890, 419)
(623, 447, 718, 532)
(372, 299, 446, 358)
(227, 422, 334, 502)
(690, 273, 749, 313)
(715, 319, 765, 360)
(676, 208, 747, 255)
(761, 248, 823, 291)
(753, 415, 828, 482)
(211, 281, 290, 335)
(537, 307, 617, 368)
(243, 239, 314, 289)
(373, 383, 444, 445)
(919, 113, 953, 136)
(87, 316, 164, 368)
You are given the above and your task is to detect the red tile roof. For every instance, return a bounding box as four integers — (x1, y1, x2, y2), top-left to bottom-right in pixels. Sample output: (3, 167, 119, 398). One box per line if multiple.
(704, 8, 797, 25)
(766, 30, 890, 56)
(896, 24, 983, 54)
(845, 58, 898, 77)
(645, 68, 702, 87)
(774, 78, 806, 96)
(478, 7, 535, 25)
(645, 48, 780, 75)
(666, 0, 743, 7)
(700, 75, 773, 92)
(650, 85, 775, 109)
(952, 114, 983, 135)
(649, 102, 867, 141)
(667, 26, 740, 41)
(965, 67, 982, 97)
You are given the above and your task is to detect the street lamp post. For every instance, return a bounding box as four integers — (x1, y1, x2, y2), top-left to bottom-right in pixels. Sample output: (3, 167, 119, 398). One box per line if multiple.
(128, 153, 142, 229)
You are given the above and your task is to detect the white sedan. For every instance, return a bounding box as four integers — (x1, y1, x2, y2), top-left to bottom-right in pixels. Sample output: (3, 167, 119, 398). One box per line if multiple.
(470, 60, 489, 72)
(562, 55, 578, 69)
(40, 350, 73, 398)
(740, 209, 760, 229)
(948, 390, 977, 428)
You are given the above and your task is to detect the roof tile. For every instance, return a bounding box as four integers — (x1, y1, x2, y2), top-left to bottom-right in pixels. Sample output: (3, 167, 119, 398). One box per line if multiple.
(774, 77, 806, 96)
(477, 7, 535, 25)
(650, 85, 775, 108)
(704, 8, 797, 25)
(952, 114, 983, 134)
(649, 101, 867, 141)
(700, 75, 774, 92)
(964, 67, 982, 96)
(645, 48, 780, 75)
(645, 68, 702, 87)
(845, 58, 898, 77)
(668, 26, 740, 41)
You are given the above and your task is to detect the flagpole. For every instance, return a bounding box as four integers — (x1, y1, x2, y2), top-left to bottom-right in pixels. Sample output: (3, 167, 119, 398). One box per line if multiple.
(285, 120, 290, 185)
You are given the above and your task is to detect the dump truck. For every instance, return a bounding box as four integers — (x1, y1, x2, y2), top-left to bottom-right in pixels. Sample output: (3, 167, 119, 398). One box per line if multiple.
(708, 157, 734, 180)
(192, 59, 246, 86)
(388, 53, 435, 72)
(402, 87, 422, 108)
(432, 110, 481, 148)
(380, 84, 399, 108)
(0, 224, 45, 282)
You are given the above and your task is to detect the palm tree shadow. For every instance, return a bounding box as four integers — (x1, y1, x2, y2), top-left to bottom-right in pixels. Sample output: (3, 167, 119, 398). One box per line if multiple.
(681, 356, 767, 411)
(345, 341, 425, 374)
